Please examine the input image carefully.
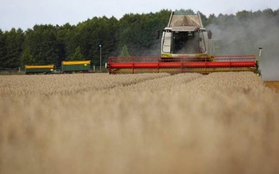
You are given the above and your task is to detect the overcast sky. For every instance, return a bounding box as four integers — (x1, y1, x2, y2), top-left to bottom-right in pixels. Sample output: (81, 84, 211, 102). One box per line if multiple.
(1, 0, 278, 31)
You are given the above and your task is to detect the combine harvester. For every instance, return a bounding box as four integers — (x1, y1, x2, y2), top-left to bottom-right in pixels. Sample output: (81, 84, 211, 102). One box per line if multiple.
(108, 11, 262, 75)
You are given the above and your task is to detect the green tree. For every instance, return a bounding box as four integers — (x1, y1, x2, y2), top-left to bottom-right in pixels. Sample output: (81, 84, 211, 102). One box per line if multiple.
(24, 25, 59, 66)
(0, 29, 6, 68)
(70, 46, 84, 60)
(75, 16, 118, 64)
(174, 9, 195, 15)
(206, 14, 217, 26)
(2, 28, 24, 68)
(21, 47, 35, 66)
(56, 23, 75, 64)
(117, 10, 170, 56)
(119, 45, 130, 57)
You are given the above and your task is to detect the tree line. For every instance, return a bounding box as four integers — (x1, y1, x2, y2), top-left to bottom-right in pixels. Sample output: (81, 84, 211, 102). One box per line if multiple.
(0, 8, 278, 69)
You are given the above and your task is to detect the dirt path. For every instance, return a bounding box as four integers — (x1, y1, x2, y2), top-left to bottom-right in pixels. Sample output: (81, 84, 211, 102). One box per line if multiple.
(264, 81, 279, 92)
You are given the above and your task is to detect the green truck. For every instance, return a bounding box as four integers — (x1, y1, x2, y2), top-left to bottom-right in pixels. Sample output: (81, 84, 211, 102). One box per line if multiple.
(25, 65, 54, 74)
(62, 60, 91, 73)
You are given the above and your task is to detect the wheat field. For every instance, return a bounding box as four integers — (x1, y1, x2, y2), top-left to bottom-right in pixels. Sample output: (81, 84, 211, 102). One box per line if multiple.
(0, 72, 279, 174)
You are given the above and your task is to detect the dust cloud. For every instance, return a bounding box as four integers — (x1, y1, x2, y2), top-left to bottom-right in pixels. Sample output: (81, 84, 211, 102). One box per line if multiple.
(208, 13, 279, 80)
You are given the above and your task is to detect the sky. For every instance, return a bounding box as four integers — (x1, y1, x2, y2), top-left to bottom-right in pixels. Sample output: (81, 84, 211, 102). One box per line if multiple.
(0, 0, 278, 31)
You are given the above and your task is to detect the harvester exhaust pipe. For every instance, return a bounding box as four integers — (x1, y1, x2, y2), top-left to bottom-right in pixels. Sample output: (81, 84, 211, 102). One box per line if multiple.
(255, 47, 263, 76)
(256, 47, 263, 69)
(258, 47, 263, 59)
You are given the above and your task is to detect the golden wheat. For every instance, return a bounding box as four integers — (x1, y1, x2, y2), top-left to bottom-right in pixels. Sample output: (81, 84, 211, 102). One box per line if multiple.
(0, 73, 169, 97)
(0, 72, 278, 174)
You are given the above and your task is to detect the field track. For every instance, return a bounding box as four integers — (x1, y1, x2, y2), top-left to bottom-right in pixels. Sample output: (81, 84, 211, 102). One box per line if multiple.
(264, 81, 279, 92)
(0, 72, 279, 174)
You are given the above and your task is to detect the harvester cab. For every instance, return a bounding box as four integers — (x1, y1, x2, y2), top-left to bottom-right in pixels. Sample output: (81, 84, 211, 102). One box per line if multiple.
(107, 11, 261, 75)
(160, 11, 213, 59)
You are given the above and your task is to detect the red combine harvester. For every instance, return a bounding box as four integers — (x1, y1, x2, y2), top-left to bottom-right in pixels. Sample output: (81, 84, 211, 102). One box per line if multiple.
(107, 11, 262, 75)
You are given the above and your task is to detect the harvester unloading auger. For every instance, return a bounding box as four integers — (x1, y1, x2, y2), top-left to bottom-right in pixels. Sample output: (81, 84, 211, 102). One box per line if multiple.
(107, 11, 262, 75)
